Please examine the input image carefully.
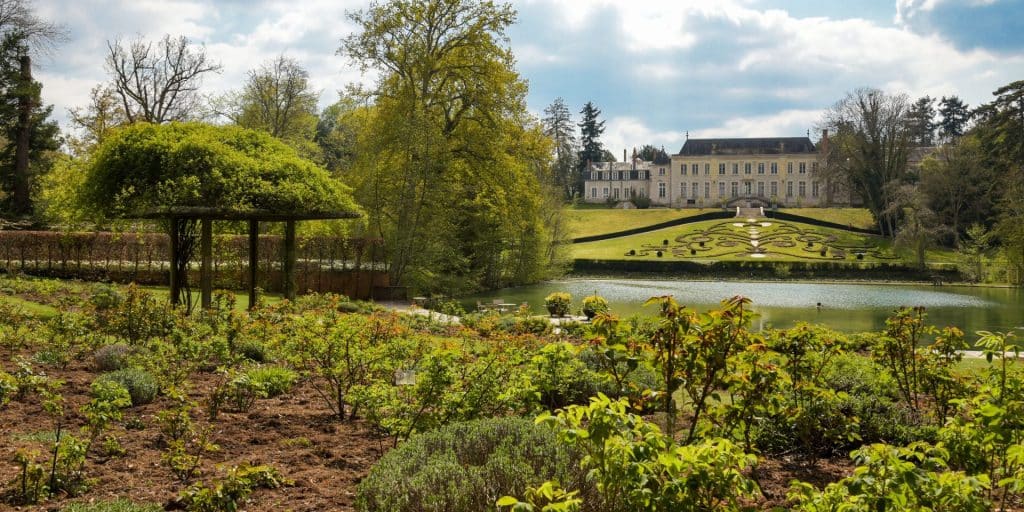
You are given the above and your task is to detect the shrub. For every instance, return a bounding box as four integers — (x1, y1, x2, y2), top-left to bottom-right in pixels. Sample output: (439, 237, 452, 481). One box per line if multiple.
(178, 464, 289, 512)
(580, 295, 609, 319)
(244, 365, 298, 398)
(0, 370, 15, 408)
(61, 499, 162, 512)
(95, 368, 159, 406)
(234, 340, 267, 363)
(356, 417, 596, 512)
(93, 343, 135, 371)
(544, 292, 571, 317)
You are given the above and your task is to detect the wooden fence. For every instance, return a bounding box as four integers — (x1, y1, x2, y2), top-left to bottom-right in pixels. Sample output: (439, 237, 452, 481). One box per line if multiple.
(0, 231, 389, 300)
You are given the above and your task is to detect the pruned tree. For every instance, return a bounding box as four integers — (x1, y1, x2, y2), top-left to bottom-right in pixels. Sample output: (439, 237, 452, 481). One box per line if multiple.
(822, 88, 912, 237)
(105, 34, 222, 124)
(542, 97, 577, 200)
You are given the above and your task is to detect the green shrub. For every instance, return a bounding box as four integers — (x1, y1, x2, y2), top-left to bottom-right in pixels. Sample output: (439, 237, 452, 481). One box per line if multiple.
(234, 340, 267, 363)
(543, 292, 572, 317)
(244, 365, 298, 398)
(178, 463, 289, 512)
(356, 417, 596, 512)
(580, 295, 609, 319)
(0, 370, 15, 408)
(95, 368, 159, 406)
(61, 498, 162, 511)
(93, 343, 134, 371)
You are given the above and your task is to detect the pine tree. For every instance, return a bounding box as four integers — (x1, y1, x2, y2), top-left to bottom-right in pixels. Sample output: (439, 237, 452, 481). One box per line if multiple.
(905, 96, 936, 146)
(576, 101, 605, 199)
(542, 97, 577, 200)
(937, 96, 972, 142)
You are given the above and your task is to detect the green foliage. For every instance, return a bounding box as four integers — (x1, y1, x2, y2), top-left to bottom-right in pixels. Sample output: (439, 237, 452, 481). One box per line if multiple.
(790, 443, 990, 511)
(538, 394, 760, 511)
(60, 499, 163, 512)
(244, 365, 298, 398)
(6, 448, 46, 505)
(0, 369, 15, 408)
(95, 368, 158, 406)
(92, 343, 135, 371)
(81, 122, 359, 219)
(544, 292, 572, 317)
(207, 367, 268, 418)
(92, 284, 175, 344)
(80, 380, 131, 455)
(178, 464, 289, 512)
(517, 342, 598, 412)
(580, 295, 609, 318)
(356, 417, 594, 512)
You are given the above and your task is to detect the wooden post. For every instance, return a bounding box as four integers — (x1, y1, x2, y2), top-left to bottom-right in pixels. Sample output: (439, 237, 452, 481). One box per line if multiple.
(283, 220, 297, 301)
(248, 220, 259, 310)
(200, 218, 213, 309)
(168, 218, 180, 306)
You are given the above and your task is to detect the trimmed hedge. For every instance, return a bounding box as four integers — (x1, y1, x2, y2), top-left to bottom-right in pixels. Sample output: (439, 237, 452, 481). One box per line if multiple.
(572, 258, 961, 281)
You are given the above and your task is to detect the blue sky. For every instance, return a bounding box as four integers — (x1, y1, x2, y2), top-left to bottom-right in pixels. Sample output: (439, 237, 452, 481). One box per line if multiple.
(34, 0, 1024, 156)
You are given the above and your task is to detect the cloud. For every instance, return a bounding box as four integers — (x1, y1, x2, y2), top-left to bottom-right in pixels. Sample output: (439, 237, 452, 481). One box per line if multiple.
(692, 109, 824, 139)
(602, 117, 683, 158)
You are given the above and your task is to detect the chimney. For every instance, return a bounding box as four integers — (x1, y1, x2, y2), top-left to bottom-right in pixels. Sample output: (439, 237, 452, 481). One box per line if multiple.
(821, 129, 829, 155)
(623, 148, 627, 163)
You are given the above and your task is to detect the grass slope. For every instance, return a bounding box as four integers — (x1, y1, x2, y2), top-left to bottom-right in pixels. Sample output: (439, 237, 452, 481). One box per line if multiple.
(564, 207, 710, 239)
(777, 208, 876, 230)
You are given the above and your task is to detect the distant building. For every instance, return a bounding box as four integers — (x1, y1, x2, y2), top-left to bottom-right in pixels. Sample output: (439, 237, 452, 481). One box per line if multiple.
(583, 134, 845, 208)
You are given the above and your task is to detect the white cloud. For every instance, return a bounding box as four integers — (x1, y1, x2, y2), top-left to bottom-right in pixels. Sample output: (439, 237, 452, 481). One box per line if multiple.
(602, 116, 682, 158)
(692, 109, 824, 139)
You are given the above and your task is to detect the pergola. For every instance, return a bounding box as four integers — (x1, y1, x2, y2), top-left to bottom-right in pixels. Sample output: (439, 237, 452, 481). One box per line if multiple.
(135, 207, 360, 310)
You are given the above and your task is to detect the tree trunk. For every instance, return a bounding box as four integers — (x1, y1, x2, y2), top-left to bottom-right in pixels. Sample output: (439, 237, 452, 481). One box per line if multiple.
(13, 55, 32, 216)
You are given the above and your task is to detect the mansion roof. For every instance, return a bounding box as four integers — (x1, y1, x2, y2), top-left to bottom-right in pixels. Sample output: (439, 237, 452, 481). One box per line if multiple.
(676, 137, 817, 156)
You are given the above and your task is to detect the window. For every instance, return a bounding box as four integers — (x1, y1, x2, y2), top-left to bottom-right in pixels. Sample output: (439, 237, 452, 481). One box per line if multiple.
(770, 182, 777, 197)
(704, 182, 710, 198)
(591, 187, 597, 198)
(681, 164, 686, 175)
(787, 162, 793, 174)
(732, 163, 739, 175)
(704, 163, 711, 175)
(744, 163, 751, 174)
(731, 182, 739, 197)
(680, 183, 686, 197)
(757, 182, 764, 196)
(770, 162, 778, 174)
(691, 164, 699, 175)
(812, 182, 819, 198)
(799, 162, 806, 174)
(658, 182, 666, 198)
(692, 182, 699, 197)
(718, 182, 725, 197)
(812, 162, 819, 173)
(719, 163, 726, 175)
(744, 182, 752, 195)
(757, 163, 765, 174)
(787, 182, 793, 197)
(614, 188, 620, 199)
(799, 182, 806, 197)
(659, 167, 665, 176)
(603, 187, 609, 198)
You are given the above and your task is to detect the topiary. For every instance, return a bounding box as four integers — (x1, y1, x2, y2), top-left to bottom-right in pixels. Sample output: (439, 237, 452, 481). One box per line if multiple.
(356, 417, 599, 512)
(95, 368, 159, 406)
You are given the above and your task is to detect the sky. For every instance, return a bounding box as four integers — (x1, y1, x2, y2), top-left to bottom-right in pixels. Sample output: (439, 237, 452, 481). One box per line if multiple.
(32, 0, 1024, 157)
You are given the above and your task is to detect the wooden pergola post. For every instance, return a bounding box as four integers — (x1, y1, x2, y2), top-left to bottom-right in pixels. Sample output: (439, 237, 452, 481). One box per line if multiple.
(168, 217, 180, 306)
(283, 220, 297, 301)
(248, 220, 259, 310)
(200, 218, 213, 309)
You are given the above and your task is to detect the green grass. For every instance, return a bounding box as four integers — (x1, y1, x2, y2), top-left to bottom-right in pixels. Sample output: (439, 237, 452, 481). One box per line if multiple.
(0, 294, 58, 318)
(572, 218, 956, 265)
(565, 207, 714, 239)
(778, 208, 875, 230)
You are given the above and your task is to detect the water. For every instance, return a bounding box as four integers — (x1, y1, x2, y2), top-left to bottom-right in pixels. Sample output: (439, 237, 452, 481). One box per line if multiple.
(464, 279, 1024, 336)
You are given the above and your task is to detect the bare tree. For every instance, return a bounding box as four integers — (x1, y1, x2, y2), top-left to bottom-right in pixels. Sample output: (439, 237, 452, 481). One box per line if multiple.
(211, 55, 319, 139)
(106, 34, 222, 124)
(0, 0, 66, 56)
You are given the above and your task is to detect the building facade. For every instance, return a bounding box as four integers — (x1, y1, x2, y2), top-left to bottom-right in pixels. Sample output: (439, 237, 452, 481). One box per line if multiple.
(584, 136, 836, 208)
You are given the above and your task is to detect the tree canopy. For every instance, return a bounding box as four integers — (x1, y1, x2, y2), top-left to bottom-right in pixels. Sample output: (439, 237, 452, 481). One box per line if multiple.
(81, 122, 359, 219)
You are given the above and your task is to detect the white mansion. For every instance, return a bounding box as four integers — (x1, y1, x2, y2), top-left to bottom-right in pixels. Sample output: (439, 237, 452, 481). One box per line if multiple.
(584, 134, 839, 208)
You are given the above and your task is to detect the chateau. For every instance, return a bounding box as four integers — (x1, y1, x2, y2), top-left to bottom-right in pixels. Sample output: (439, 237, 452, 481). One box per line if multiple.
(584, 134, 841, 208)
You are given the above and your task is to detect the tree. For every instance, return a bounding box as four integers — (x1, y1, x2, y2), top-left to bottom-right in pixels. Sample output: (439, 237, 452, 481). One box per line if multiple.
(958, 223, 991, 283)
(66, 84, 127, 155)
(315, 93, 366, 174)
(212, 55, 319, 152)
(938, 96, 972, 142)
(576, 101, 605, 197)
(918, 135, 995, 246)
(905, 96, 936, 146)
(105, 34, 221, 124)
(340, 0, 561, 292)
(0, 0, 64, 216)
(637, 144, 670, 164)
(542, 97, 576, 200)
(822, 88, 913, 237)
(891, 184, 948, 270)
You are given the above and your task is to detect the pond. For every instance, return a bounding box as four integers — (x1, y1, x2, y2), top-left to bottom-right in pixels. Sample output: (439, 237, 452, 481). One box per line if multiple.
(464, 279, 1024, 336)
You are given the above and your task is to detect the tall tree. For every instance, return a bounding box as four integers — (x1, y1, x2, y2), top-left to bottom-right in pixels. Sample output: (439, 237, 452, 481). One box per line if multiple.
(542, 97, 576, 200)
(315, 93, 365, 174)
(905, 95, 936, 146)
(66, 84, 127, 155)
(576, 101, 605, 198)
(822, 88, 912, 237)
(918, 135, 994, 246)
(891, 184, 948, 270)
(637, 144, 670, 163)
(213, 55, 319, 142)
(937, 95, 972, 142)
(0, 0, 64, 216)
(105, 34, 221, 124)
(340, 0, 560, 292)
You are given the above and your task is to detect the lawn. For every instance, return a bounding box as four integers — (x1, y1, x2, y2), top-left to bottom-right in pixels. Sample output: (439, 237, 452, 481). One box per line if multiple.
(572, 217, 955, 265)
(564, 207, 717, 239)
(778, 208, 875, 230)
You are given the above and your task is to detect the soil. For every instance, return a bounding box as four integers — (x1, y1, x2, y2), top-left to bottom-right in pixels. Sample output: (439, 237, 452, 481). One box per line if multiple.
(0, 355, 853, 511)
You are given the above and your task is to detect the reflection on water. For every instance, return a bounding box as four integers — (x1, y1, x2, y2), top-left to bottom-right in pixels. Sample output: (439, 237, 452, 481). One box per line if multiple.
(464, 279, 1024, 335)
